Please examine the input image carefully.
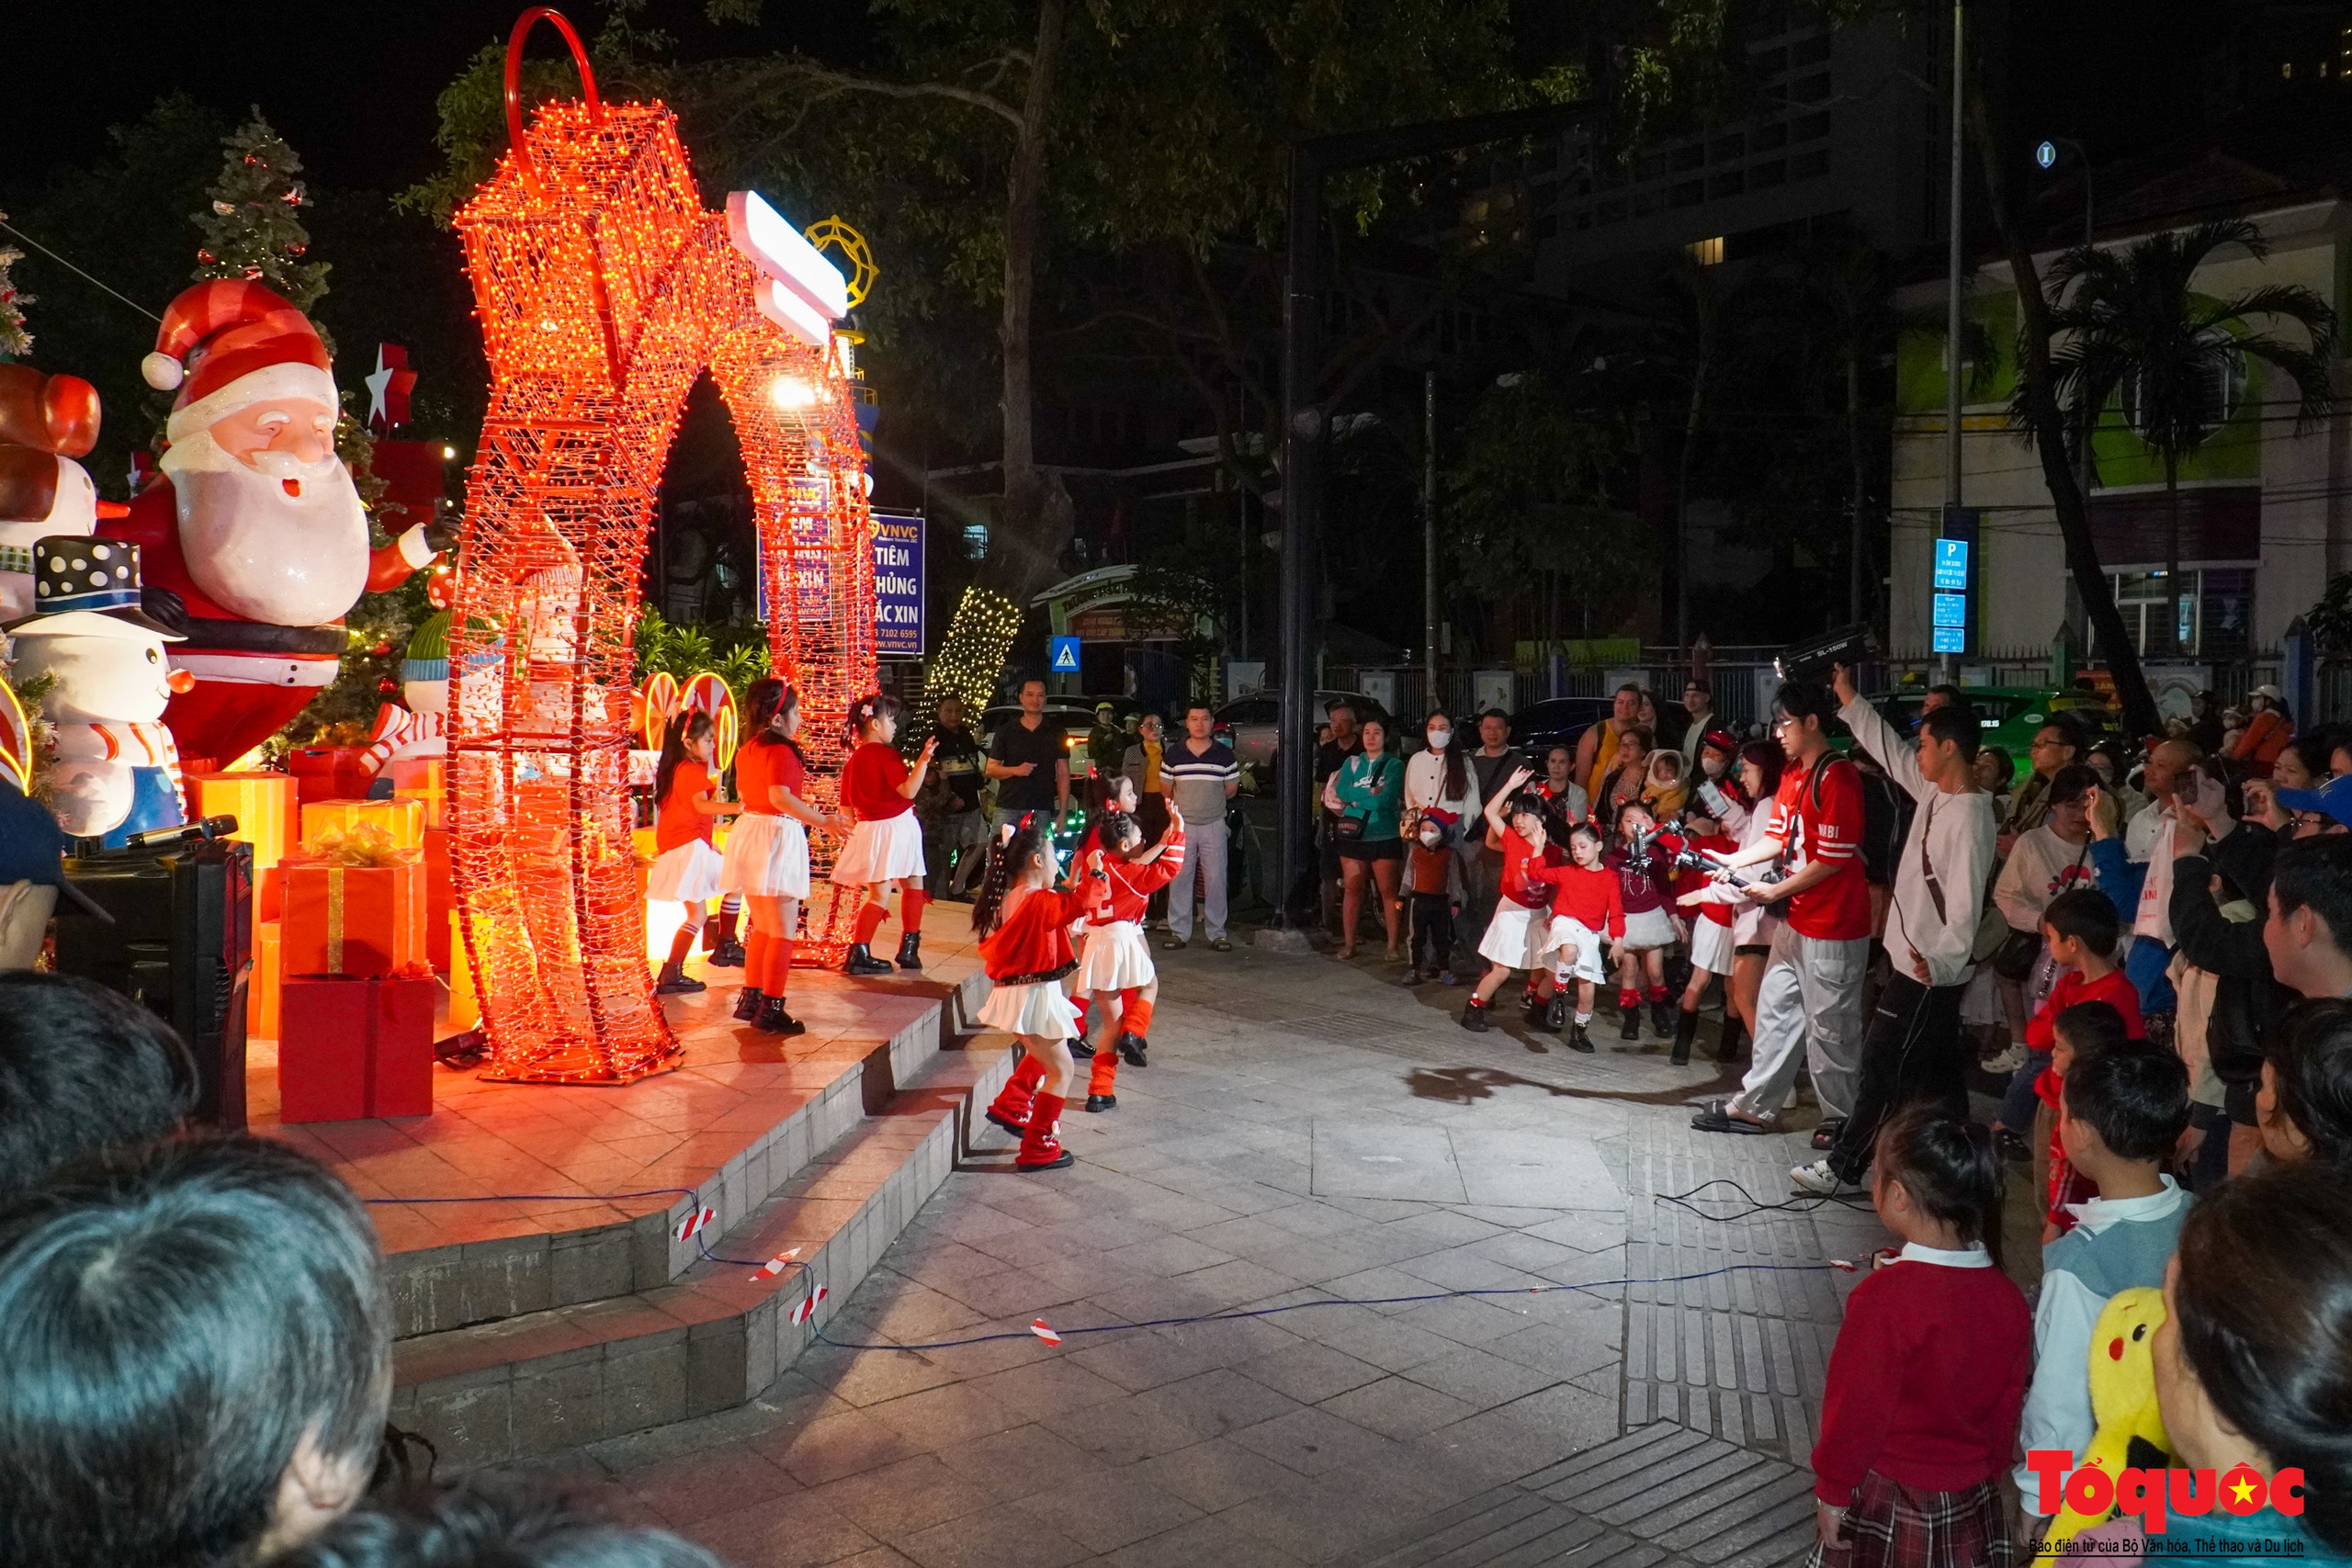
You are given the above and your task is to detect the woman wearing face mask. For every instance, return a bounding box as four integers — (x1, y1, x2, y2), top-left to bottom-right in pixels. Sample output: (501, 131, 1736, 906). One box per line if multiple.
(1407, 708, 1481, 953)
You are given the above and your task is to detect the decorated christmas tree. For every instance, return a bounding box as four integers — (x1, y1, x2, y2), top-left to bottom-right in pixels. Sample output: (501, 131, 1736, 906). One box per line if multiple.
(192, 112, 329, 312)
(0, 210, 30, 360)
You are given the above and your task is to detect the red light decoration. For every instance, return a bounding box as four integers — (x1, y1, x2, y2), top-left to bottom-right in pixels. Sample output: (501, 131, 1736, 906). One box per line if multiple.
(447, 8, 876, 1084)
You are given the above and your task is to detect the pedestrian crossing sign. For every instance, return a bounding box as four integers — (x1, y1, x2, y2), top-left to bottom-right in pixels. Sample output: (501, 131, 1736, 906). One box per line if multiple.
(1049, 636, 1080, 673)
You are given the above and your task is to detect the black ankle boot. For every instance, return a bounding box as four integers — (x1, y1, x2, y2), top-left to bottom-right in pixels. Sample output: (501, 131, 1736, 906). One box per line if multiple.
(732, 987, 763, 1021)
(1671, 1008, 1700, 1066)
(1619, 1009, 1641, 1041)
(1716, 1018, 1747, 1062)
(843, 942, 893, 976)
(1568, 1023, 1596, 1054)
(753, 996, 806, 1036)
(1085, 1093, 1117, 1112)
(1115, 1031, 1148, 1067)
(895, 931, 923, 971)
(1544, 993, 1570, 1032)
(655, 961, 706, 995)
(1650, 995, 1674, 1035)
(1069, 1037, 1096, 1058)
(1460, 998, 1489, 1032)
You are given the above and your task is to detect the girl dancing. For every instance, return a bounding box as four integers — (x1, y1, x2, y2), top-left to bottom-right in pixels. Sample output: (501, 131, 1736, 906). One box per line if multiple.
(975, 816, 1112, 1171)
(1074, 780, 1185, 1111)
(648, 709, 741, 994)
(719, 680, 841, 1035)
(832, 694, 938, 976)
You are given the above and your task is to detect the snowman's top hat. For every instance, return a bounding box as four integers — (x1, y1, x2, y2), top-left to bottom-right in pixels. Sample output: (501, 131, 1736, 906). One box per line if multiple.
(4, 536, 183, 640)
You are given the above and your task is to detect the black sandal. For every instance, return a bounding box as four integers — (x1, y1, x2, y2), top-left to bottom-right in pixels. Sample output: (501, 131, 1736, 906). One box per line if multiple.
(1690, 1099, 1772, 1135)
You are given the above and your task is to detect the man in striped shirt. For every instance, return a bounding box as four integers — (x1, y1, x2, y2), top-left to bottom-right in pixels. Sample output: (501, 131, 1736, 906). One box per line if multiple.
(1162, 703, 1240, 951)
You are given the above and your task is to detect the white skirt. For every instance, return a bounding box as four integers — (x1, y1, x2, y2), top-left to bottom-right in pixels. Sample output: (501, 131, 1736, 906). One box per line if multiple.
(1076, 919, 1156, 993)
(977, 977, 1082, 1039)
(1690, 917, 1736, 976)
(647, 838, 726, 903)
(1478, 902, 1572, 972)
(831, 813, 925, 886)
(1622, 906, 1678, 949)
(1550, 917, 1609, 983)
(720, 813, 810, 898)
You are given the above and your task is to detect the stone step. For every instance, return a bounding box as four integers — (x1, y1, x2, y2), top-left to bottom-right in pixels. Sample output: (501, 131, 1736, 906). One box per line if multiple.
(388, 1027, 1024, 1469)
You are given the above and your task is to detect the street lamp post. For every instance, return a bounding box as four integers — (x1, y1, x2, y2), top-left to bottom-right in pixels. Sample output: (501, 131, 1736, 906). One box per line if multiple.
(1941, 0, 1964, 687)
(1265, 100, 1597, 941)
(2036, 134, 2100, 639)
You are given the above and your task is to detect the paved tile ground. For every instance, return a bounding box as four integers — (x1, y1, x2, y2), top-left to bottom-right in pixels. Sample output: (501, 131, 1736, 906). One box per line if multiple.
(509, 942, 1925, 1568)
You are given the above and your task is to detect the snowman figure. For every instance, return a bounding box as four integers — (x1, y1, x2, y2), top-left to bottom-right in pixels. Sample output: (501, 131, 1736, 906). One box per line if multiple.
(6, 536, 192, 844)
(359, 608, 451, 791)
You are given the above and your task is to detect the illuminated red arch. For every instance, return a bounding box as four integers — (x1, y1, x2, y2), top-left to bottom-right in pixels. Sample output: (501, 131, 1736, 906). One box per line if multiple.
(448, 10, 876, 1083)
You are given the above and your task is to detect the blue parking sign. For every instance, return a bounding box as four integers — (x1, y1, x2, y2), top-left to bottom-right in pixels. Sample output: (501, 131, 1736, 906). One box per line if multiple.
(1933, 539, 1970, 590)
(1048, 636, 1081, 674)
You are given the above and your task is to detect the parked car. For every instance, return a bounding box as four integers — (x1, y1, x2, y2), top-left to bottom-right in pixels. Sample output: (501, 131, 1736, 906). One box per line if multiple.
(1212, 690, 1383, 773)
(1508, 696, 1696, 764)
(1852, 686, 2118, 783)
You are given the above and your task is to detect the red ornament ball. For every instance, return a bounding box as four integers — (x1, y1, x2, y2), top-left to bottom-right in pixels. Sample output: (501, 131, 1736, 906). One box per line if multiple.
(377, 676, 400, 695)
(369, 641, 392, 658)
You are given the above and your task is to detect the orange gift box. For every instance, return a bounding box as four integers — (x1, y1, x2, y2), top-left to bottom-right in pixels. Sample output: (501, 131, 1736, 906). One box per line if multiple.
(189, 771, 299, 873)
(391, 757, 447, 829)
(286, 745, 374, 803)
(301, 798, 424, 852)
(247, 921, 281, 1038)
(422, 827, 453, 971)
(282, 856, 427, 978)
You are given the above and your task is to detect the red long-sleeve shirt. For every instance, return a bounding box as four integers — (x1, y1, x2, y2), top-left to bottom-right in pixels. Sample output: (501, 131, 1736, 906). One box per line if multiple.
(1528, 862, 1624, 939)
(978, 879, 1108, 981)
(842, 741, 912, 820)
(1085, 818, 1186, 925)
(1812, 1254, 2032, 1506)
(2024, 965, 2143, 1051)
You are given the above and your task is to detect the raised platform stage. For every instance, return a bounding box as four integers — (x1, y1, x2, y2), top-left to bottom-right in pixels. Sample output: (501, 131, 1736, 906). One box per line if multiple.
(250, 905, 1013, 1469)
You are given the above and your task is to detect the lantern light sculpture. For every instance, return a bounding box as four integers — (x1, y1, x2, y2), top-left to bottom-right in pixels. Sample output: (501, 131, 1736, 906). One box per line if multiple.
(448, 7, 877, 1084)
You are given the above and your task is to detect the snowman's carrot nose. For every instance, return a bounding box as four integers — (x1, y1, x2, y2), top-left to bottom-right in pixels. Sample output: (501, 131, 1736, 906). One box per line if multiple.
(166, 669, 196, 694)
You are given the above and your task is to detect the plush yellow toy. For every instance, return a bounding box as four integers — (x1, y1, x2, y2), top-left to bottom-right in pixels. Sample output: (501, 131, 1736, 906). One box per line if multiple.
(2043, 1286, 2173, 1547)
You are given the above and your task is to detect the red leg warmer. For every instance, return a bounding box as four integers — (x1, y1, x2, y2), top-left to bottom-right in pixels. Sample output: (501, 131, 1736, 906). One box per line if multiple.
(1017, 1092, 1068, 1167)
(899, 889, 928, 935)
(989, 1053, 1047, 1125)
(1122, 991, 1155, 1038)
(1089, 1047, 1120, 1097)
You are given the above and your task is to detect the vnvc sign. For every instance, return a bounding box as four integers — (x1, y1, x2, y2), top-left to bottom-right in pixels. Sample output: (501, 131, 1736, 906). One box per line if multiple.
(872, 513, 923, 657)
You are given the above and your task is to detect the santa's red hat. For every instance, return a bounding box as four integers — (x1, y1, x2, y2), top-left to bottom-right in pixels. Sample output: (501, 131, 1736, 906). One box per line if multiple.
(141, 280, 336, 444)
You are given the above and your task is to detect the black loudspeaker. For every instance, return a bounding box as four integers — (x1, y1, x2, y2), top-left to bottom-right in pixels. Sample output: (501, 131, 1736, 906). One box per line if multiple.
(53, 838, 254, 1131)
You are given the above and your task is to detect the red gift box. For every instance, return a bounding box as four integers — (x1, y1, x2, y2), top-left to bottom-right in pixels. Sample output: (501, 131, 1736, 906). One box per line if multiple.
(278, 974, 435, 1121)
(423, 826, 453, 971)
(286, 746, 375, 803)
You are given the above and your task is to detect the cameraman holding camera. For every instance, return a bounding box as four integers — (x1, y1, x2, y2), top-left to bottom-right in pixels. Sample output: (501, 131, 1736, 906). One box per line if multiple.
(1691, 680, 1873, 1138)
(1785, 664, 1997, 1193)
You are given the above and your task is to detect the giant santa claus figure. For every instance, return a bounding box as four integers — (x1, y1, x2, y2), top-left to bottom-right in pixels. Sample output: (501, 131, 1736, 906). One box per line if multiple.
(101, 280, 450, 764)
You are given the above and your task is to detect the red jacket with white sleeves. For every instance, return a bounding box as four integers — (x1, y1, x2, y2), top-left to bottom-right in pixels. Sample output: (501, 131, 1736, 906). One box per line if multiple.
(1085, 818, 1186, 926)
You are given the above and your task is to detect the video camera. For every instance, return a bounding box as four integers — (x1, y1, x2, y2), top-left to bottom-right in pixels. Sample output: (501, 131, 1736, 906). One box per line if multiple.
(1773, 623, 1875, 684)
(1666, 840, 1783, 890)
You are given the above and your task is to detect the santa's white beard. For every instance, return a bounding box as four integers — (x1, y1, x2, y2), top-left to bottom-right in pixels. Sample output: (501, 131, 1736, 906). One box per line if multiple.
(161, 430, 369, 626)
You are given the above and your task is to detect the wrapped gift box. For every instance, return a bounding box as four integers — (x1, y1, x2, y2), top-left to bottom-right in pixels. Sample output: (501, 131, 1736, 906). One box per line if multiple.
(247, 921, 281, 1039)
(301, 798, 424, 852)
(286, 746, 375, 803)
(278, 973, 435, 1121)
(188, 771, 299, 873)
(391, 757, 447, 829)
(422, 827, 453, 970)
(282, 856, 426, 978)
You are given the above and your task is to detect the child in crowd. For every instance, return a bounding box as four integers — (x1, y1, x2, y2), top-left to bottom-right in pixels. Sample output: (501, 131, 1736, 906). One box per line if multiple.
(278, 1479, 726, 1568)
(0, 971, 195, 1199)
(1812, 1107, 2030, 1568)
(1641, 748, 1688, 821)
(2038, 1001, 2132, 1239)
(1668, 807, 1741, 1066)
(720, 681, 840, 1036)
(646, 709, 740, 996)
(2014, 1041, 2191, 1532)
(1524, 819, 1623, 1054)
(2260, 997, 2352, 1166)
(1074, 786, 1184, 1112)
(975, 816, 1111, 1171)
(1461, 770, 1567, 1034)
(2029, 889, 2143, 1234)
(1607, 801, 1679, 1041)
(1402, 809, 1467, 987)
(831, 694, 937, 976)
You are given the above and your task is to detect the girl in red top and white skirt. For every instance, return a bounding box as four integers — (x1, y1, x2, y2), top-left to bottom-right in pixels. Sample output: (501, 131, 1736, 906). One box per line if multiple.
(721, 680, 842, 1036)
(1523, 821, 1624, 1053)
(831, 694, 937, 976)
(648, 709, 741, 996)
(975, 815, 1112, 1171)
(1463, 766, 1577, 1036)
(1074, 773, 1185, 1111)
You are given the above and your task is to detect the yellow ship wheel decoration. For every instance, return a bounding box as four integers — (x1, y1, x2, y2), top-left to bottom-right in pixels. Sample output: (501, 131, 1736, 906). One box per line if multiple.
(801, 216, 876, 310)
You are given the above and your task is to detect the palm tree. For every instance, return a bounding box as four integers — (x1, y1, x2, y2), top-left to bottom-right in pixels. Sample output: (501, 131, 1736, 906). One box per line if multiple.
(2041, 219, 2336, 659)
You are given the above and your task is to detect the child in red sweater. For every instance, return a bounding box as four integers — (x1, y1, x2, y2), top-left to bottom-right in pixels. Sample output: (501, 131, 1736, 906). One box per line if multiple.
(1813, 1106, 2030, 1568)
(1074, 780, 1185, 1112)
(1523, 820, 1623, 1054)
(647, 709, 741, 996)
(1462, 768, 1569, 1034)
(1605, 802, 1679, 1042)
(975, 815, 1111, 1171)
(2029, 889, 2142, 1239)
(831, 694, 937, 976)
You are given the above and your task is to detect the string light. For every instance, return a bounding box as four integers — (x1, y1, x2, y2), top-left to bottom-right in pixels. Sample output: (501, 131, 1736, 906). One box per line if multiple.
(767, 374, 820, 410)
(445, 14, 877, 1085)
(918, 587, 1021, 726)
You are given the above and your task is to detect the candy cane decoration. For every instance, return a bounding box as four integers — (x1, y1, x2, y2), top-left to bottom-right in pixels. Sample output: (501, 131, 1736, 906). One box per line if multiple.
(678, 671, 739, 771)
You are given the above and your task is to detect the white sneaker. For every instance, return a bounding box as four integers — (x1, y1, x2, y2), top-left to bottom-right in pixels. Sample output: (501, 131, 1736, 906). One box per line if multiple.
(1790, 1158, 1860, 1197)
(1983, 1043, 2027, 1075)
